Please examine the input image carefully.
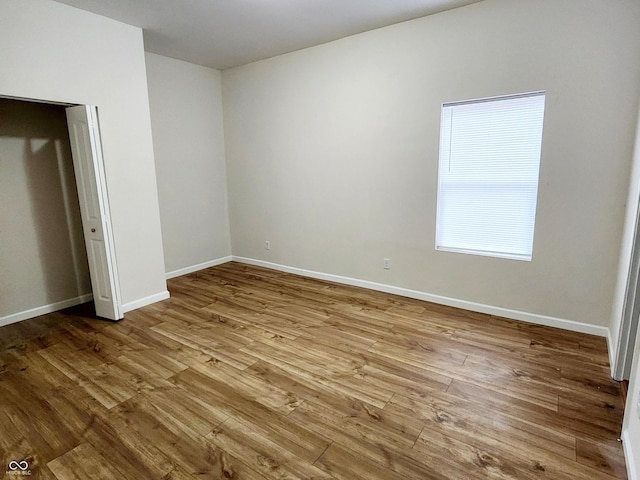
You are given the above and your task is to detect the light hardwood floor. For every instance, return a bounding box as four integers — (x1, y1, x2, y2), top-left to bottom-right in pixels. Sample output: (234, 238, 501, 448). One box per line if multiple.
(0, 262, 628, 479)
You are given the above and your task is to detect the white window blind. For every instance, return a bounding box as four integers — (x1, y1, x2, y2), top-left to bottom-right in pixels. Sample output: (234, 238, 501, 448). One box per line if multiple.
(436, 91, 545, 261)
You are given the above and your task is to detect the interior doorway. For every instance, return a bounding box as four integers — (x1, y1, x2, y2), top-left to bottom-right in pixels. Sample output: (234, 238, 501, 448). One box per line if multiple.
(616, 203, 640, 381)
(0, 97, 122, 325)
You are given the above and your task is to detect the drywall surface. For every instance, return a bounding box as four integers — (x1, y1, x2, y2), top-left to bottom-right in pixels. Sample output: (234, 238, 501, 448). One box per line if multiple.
(145, 53, 231, 275)
(0, 99, 91, 318)
(0, 0, 167, 308)
(222, 0, 640, 328)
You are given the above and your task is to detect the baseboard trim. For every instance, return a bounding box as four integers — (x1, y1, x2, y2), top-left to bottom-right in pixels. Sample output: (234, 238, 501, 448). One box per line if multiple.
(608, 330, 619, 379)
(121, 290, 170, 313)
(0, 293, 94, 328)
(623, 429, 637, 480)
(166, 256, 233, 279)
(232, 256, 609, 338)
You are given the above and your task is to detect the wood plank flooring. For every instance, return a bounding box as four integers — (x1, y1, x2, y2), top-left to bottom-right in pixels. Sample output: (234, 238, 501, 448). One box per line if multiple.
(0, 262, 627, 479)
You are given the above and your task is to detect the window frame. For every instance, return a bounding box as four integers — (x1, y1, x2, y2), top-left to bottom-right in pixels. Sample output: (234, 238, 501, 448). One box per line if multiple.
(435, 91, 546, 262)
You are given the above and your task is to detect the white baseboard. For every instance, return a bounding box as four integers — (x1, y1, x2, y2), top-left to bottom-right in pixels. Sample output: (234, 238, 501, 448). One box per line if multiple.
(0, 257, 611, 344)
(121, 290, 170, 313)
(608, 330, 619, 379)
(166, 256, 233, 279)
(232, 256, 609, 338)
(623, 429, 637, 480)
(0, 293, 94, 328)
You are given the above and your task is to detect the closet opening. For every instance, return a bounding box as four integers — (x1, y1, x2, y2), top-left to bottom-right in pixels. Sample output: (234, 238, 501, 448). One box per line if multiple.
(0, 96, 122, 327)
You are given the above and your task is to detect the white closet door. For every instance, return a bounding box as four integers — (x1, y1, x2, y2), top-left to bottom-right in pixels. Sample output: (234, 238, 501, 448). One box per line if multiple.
(66, 105, 122, 320)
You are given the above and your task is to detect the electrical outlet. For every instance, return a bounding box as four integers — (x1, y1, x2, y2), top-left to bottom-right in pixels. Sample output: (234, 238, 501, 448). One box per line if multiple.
(265, 240, 271, 250)
(383, 258, 391, 270)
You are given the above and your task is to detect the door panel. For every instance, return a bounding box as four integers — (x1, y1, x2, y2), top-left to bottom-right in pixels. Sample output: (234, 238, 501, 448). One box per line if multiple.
(66, 105, 122, 320)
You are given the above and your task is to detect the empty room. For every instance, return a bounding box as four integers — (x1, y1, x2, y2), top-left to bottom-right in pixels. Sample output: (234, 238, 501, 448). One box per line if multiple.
(2, 0, 640, 478)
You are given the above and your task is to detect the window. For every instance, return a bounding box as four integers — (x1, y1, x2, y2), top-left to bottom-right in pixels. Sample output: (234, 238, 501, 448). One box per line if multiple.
(435, 91, 545, 261)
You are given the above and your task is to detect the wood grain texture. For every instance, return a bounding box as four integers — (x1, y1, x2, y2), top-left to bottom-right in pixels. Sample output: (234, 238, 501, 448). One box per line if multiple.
(0, 262, 627, 479)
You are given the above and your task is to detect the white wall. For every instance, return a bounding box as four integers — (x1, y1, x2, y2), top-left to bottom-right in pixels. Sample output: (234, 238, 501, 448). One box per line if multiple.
(0, 0, 168, 311)
(222, 0, 640, 330)
(0, 99, 91, 320)
(145, 53, 231, 276)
